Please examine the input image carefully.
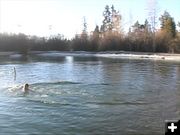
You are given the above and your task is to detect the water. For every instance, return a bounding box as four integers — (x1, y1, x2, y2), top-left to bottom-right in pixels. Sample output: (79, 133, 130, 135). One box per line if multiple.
(0, 52, 180, 135)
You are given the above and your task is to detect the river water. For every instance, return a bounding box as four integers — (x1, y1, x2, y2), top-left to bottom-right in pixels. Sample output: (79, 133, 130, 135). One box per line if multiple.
(0, 52, 180, 135)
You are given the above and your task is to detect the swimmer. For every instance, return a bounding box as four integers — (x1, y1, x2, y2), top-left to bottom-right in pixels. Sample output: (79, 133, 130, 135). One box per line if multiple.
(23, 83, 31, 94)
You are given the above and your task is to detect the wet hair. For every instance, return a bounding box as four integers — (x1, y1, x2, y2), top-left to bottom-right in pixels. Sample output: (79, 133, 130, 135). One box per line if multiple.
(25, 83, 29, 87)
(24, 83, 29, 91)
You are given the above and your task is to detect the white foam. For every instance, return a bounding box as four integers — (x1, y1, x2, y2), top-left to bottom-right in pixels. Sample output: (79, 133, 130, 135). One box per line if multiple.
(35, 51, 180, 61)
(95, 53, 180, 61)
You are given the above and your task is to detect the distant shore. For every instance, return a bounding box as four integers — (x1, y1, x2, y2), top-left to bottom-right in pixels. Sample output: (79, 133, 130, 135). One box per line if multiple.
(95, 51, 180, 61)
(1, 51, 180, 61)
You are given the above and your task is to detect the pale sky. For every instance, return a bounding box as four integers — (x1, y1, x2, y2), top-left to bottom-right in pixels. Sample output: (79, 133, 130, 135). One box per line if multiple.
(0, 0, 179, 39)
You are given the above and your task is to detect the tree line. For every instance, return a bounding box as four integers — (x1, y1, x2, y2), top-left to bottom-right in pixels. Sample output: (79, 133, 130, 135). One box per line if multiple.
(0, 5, 180, 54)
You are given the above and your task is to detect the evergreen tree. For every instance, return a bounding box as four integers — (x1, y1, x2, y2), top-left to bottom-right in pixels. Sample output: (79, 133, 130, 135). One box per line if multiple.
(93, 25, 100, 36)
(132, 21, 140, 33)
(90, 25, 100, 51)
(82, 17, 87, 34)
(159, 11, 176, 37)
(102, 5, 112, 32)
(159, 11, 170, 29)
(81, 17, 88, 39)
(144, 19, 151, 33)
(101, 5, 122, 35)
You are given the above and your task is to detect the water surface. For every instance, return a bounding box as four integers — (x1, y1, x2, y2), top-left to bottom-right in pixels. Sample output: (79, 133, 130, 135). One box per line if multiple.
(0, 52, 180, 135)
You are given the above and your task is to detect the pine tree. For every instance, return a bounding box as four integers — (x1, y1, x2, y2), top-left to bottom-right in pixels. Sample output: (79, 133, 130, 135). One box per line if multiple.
(101, 5, 122, 35)
(144, 19, 151, 33)
(159, 11, 176, 38)
(102, 5, 112, 32)
(82, 17, 87, 34)
(81, 17, 88, 39)
(132, 21, 140, 33)
(94, 25, 100, 34)
(90, 25, 100, 51)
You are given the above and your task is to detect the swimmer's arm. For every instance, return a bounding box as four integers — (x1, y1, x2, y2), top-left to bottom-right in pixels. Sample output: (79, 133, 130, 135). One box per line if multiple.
(28, 89, 34, 93)
(9, 85, 23, 92)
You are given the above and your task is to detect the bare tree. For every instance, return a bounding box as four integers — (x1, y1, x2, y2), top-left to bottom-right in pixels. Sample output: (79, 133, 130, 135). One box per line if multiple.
(111, 5, 122, 35)
(146, 0, 159, 52)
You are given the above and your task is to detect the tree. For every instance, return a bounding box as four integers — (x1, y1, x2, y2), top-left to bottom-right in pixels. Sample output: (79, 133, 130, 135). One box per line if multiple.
(178, 22, 180, 27)
(93, 25, 100, 38)
(155, 11, 177, 53)
(102, 5, 112, 33)
(111, 5, 122, 34)
(101, 5, 122, 36)
(144, 19, 151, 33)
(131, 21, 149, 36)
(177, 22, 180, 32)
(81, 16, 88, 39)
(160, 11, 170, 29)
(128, 20, 153, 52)
(159, 11, 176, 38)
(132, 21, 140, 33)
(89, 25, 100, 51)
(147, 0, 158, 52)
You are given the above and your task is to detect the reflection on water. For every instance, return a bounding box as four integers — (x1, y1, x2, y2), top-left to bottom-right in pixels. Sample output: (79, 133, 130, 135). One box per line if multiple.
(0, 52, 180, 135)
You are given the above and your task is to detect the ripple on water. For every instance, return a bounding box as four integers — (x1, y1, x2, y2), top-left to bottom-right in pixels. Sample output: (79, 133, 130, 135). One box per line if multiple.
(0, 56, 180, 135)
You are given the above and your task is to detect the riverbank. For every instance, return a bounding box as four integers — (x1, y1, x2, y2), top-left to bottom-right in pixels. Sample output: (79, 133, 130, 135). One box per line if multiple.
(1, 51, 180, 61)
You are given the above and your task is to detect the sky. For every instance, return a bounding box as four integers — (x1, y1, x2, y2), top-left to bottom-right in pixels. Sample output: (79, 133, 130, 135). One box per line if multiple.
(0, 0, 179, 39)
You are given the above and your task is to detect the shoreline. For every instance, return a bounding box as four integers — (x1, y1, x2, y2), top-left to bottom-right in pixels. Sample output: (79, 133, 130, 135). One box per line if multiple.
(1, 51, 180, 61)
(31, 51, 180, 61)
(95, 52, 180, 61)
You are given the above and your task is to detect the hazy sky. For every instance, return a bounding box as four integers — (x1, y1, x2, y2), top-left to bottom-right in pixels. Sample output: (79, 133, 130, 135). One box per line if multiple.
(0, 0, 179, 38)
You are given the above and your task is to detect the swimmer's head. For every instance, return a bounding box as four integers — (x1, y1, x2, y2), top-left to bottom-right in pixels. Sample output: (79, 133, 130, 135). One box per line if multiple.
(24, 83, 29, 91)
